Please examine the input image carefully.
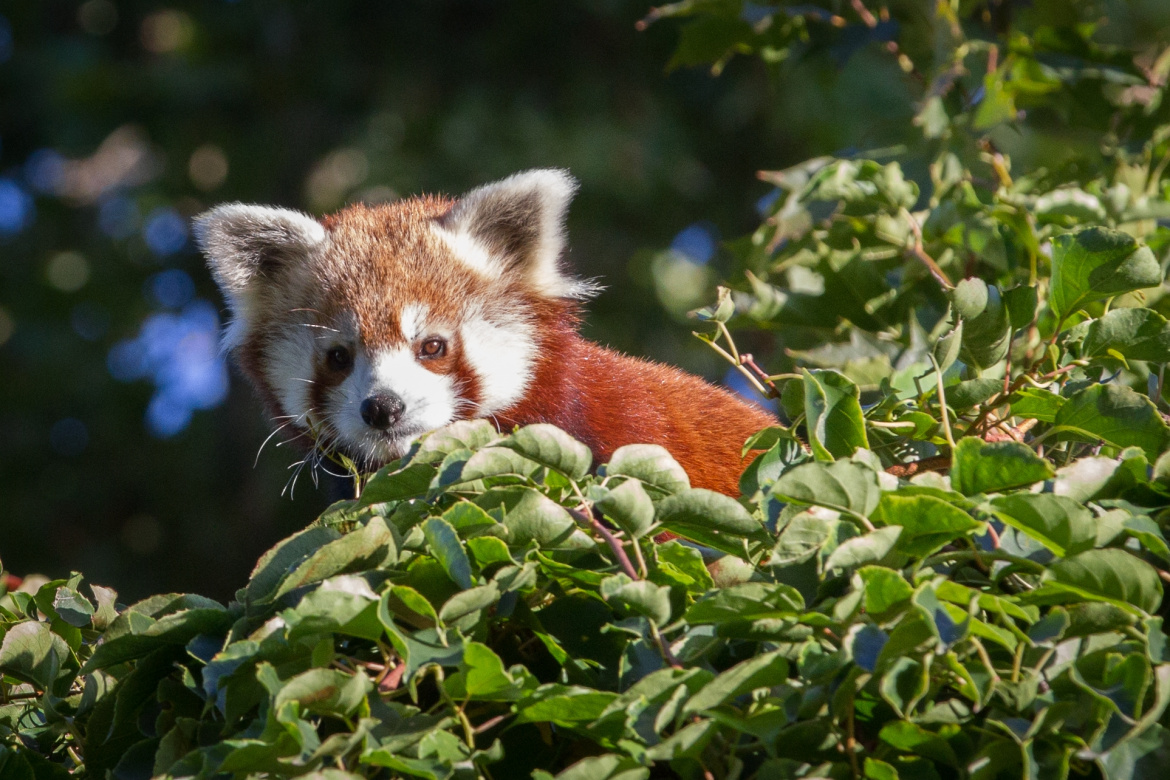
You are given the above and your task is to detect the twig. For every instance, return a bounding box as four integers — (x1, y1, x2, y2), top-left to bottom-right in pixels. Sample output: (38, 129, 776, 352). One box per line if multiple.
(901, 209, 954, 289)
(650, 622, 684, 670)
(574, 508, 639, 581)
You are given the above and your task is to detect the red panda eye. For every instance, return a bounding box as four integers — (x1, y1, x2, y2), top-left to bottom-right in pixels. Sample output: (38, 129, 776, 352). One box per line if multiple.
(326, 345, 353, 372)
(420, 338, 446, 358)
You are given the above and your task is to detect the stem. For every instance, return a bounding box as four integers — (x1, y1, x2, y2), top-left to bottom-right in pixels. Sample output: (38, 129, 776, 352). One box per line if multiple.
(921, 549, 1046, 574)
(650, 622, 684, 670)
(697, 331, 773, 398)
(902, 209, 954, 290)
(929, 355, 957, 451)
(970, 636, 1001, 682)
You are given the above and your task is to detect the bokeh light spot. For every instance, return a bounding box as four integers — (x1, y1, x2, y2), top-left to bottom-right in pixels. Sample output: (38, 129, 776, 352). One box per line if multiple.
(77, 0, 118, 36)
(98, 195, 140, 239)
(143, 206, 188, 256)
(0, 178, 35, 235)
(24, 148, 67, 195)
(50, 418, 89, 457)
(305, 148, 369, 210)
(46, 251, 91, 292)
(188, 144, 229, 191)
(140, 10, 194, 54)
(669, 222, 718, 265)
(107, 299, 229, 437)
(148, 268, 196, 309)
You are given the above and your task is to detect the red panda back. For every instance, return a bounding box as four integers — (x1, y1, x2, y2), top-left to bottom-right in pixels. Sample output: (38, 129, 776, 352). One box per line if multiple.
(494, 309, 775, 495)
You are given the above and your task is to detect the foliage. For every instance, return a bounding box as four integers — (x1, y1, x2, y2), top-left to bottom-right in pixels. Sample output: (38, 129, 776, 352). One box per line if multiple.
(7, 1, 1170, 778)
(3, 413, 1170, 779)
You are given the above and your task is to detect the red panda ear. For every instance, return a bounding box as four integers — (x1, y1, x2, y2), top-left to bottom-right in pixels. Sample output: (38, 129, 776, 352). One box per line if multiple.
(439, 169, 598, 299)
(194, 204, 326, 297)
(194, 204, 327, 349)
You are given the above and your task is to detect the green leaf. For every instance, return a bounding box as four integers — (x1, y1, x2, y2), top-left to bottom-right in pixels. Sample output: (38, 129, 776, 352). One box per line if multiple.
(1049, 227, 1162, 320)
(802, 368, 868, 460)
(274, 517, 395, 599)
(499, 423, 592, 480)
(989, 493, 1097, 557)
(656, 488, 767, 542)
(273, 667, 372, 717)
(0, 621, 69, 690)
(1040, 549, 1163, 615)
(245, 525, 340, 606)
(514, 685, 619, 727)
(1004, 285, 1039, 329)
(503, 489, 594, 550)
(454, 446, 540, 483)
(953, 279, 1011, 369)
(951, 438, 1054, 496)
(600, 576, 673, 625)
(857, 566, 915, 615)
(359, 462, 436, 506)
(546, 754, 648, 780)
(683, 650, 789, 715)
(594, 478, 655, 539)
(824, 526, 902, 571)
(933, 318, 963, 375)
(1067, 307, 1170, 363)
(52, 586, 95, 628)
(1051, 383, 1170, 459)
(873, 494, 982, 557)
(604, 444, 690, 495)
(421, 518, 473, 590)
(770, 459, 880, 518)
(686, 582, 805, 624)
(409, 418, 499, 464)
(880, 656, 928, 718)
(1010, 387, 1066, 422)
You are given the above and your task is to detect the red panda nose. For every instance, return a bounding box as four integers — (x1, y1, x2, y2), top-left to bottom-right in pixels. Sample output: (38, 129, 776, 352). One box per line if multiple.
(360, 393, 405, 430)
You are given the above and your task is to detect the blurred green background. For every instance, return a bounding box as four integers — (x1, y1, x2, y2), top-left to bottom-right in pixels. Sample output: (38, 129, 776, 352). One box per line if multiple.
(0, 0, 802, 601)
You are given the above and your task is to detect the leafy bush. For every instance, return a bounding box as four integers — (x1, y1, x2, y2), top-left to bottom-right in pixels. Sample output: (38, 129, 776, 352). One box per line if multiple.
(3, 408, 1170, 779)
(6, 1, 1170, 778)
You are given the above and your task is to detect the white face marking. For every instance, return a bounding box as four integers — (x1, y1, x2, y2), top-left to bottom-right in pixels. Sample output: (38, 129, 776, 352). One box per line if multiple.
(328, 346, 460, 462)
(432, 225, 499, 280)
(460, 313, 535, 415)
(400, 303, 429, 342)
(263, 328, 318, 424)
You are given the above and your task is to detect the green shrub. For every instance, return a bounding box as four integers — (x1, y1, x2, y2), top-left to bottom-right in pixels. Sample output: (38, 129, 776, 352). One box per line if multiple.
(6, 2, 1170, 778)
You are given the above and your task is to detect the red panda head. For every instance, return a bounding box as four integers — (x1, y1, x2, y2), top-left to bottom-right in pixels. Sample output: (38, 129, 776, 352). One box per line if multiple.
(195, 169, 595, 470)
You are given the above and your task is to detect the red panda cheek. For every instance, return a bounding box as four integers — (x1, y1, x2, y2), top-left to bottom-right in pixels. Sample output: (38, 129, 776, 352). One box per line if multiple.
(452, 352, 483, 418)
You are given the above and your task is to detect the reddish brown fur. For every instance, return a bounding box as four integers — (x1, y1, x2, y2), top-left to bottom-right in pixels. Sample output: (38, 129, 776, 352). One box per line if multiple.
(495, 300, 776, 496)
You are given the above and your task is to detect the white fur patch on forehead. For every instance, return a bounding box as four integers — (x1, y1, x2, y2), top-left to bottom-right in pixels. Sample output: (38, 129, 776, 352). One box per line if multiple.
(435, 169, 599, 300)
(400, 303, 430, 342)
(460, 314, 536, 415)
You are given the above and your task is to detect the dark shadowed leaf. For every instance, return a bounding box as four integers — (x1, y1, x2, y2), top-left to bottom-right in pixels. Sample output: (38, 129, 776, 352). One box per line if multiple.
(422, 518, 473, 590)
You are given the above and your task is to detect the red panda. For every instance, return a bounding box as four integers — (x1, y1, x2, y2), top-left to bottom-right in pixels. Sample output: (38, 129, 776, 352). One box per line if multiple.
(194, 170, 775, 496)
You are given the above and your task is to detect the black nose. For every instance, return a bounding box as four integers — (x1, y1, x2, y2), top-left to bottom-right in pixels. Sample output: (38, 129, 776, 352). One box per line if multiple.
(360, 393, 405, 430)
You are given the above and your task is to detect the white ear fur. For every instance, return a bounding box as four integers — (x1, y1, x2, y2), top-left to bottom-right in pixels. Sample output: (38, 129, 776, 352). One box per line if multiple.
(194, 204, 326, 296)
(193, 204, 326, 350)
(438, 169, 597, 299)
